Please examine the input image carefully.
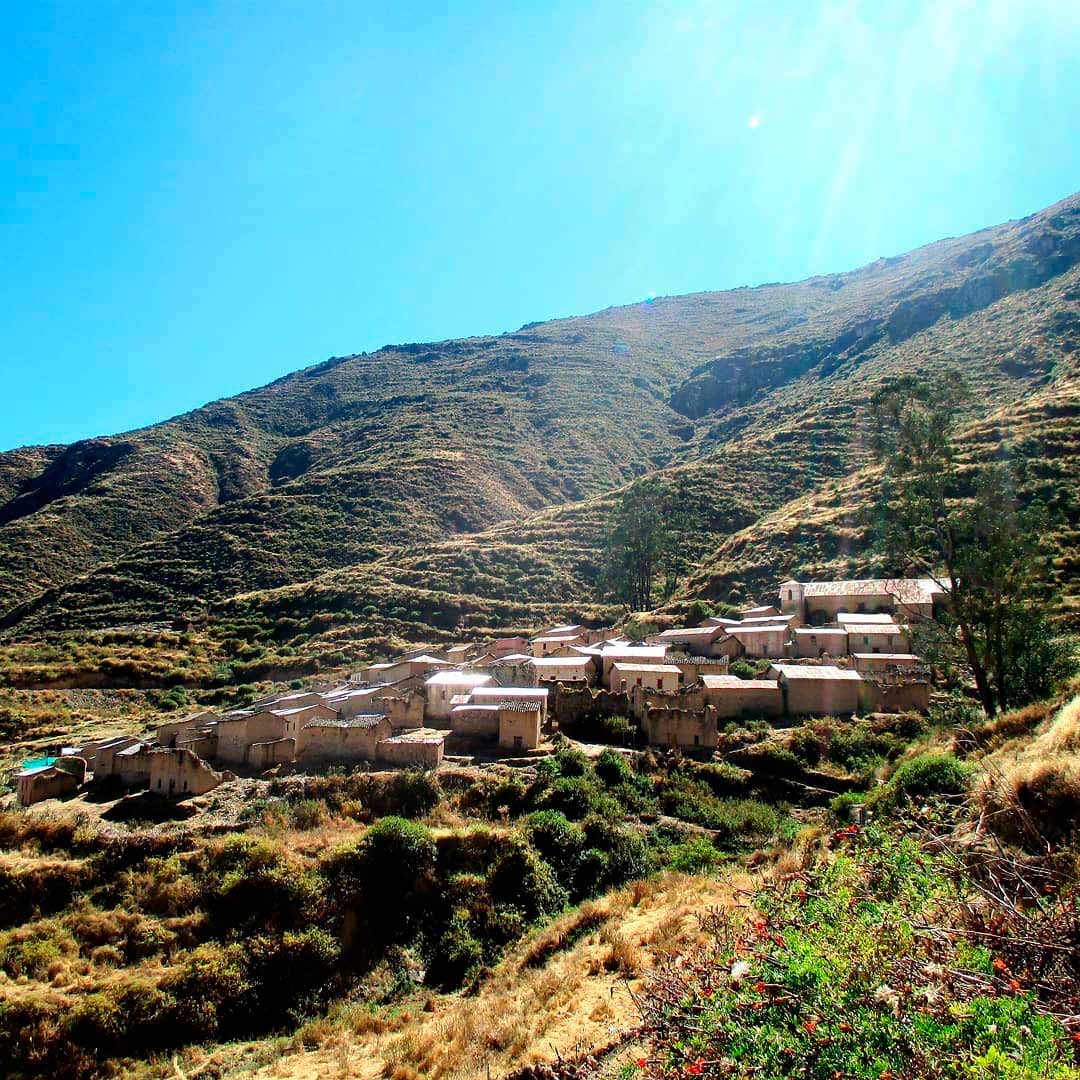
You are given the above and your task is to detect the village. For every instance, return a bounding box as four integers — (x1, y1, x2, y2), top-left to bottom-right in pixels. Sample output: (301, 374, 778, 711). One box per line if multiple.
(14, 576, 940, 808)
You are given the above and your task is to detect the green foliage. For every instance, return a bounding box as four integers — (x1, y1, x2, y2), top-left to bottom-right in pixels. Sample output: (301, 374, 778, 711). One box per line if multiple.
(638, 828, 1076, 1079)
(666, 835, 724, 873)
(882, 752, 971, 806)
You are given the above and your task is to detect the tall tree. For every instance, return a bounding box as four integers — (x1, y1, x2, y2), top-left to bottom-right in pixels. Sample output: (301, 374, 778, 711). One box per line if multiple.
(601, 478, 684, 611)
(869, 374, 1073, 716)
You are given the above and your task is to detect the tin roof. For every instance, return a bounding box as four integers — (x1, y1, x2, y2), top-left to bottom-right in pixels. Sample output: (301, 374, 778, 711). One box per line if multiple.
(769, 664, 863, 681)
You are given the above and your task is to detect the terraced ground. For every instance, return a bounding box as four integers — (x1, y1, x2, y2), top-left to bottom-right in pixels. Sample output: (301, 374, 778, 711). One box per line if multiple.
(1, 193, 1078, 681)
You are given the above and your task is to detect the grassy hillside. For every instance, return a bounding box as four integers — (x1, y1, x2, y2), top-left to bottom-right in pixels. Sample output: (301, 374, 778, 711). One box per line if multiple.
(2, 193, 1079, 649)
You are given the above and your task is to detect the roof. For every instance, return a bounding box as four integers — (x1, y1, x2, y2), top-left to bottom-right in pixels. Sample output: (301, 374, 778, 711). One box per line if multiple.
(273, 704, 337, 716)
(796, 578, 945, 602)
(544, 623, 583, 634)
(701, 675, 780, 690)
(844, 623, 903, 635)
(530, 655, 592, 667)
(303, 715, 386, 730)
(382, 728, 447, 745)
(117, 743, 149, 757)
(612, 663, 683, 675)
(407, 654, 453, 666)
(793, 627, 849, 637)
(531, 634, 583, 645)
(728, 625, 789, 635)
(770, 664, 863, 681)
(488, 653, 535, 663)
(740, 606, 778, 616)
(499, 699, 543, 713)
(425, 671, 493, 687)
(851, 653, 921, 661)
(742, 614, 794, 625)
(657, 626, 725, 640)
(835, 612, 897, 624)
(450, 703, 501, 714)
(471, 685, 549, 699)
(600, 645, 668, 659)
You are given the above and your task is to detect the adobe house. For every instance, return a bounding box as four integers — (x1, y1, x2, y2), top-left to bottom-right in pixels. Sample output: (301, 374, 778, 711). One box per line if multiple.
(726, 624, 790, 659)
(17, 757, 85, 807)
(297, 714, 390, 767)
(739, 605, 780, 618)
(642, 706, 719, 751)
(498, 700, 543, 751)
(424, 671, 494, 721)
(530, 633, 586, 657)
(92, 736, 143, 777)
(844, 623, 910, 655)
(156, 710, 217, 748)
(779, 578, 946, 625)
(384, 691, 427, 730)
(215, 711, 290, 766)
(377, 728, 446, 769)
(670, 654, 732, 682)
(491, 635, 529, 657)
(768, 664, 863, 717)
(111, 743, 153, 787)
(599, 644, 669, 687)
(250, 690, 329, 712)
(700, 674, 784, 719)
(487, 654, 539, 687)
(149, 748, 225, 797)
(449, 702, 501, 737)
(792, 627, 849, 658)
(609, 662, 683, 694)
(271, 703, 340, 739)
(654, 625, 742, 659)
(529, 655, 595, 687)
(468, 684, 549, 721)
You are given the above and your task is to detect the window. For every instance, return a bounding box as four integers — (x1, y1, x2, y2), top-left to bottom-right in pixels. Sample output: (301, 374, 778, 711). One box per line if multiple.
(513, 735, 522, 749)
(864, 636, 870, 645)
(659, 679, 666, 690)
(857, 602, 866, 612)
(693, 734, 700, 746)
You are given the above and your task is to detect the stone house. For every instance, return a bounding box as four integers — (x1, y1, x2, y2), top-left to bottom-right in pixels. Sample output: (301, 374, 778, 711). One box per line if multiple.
(149, 748, 224, 797)
(700, 674, 784, 718)
(529, 655, 595, 686)
(498, 700, 543, 751)
(670, 654, 732, 682)
(249, 737, 297, 770)
(844, 623, 909, 655)
(768, 664, 863, 717)
(297, 714, 390, 767)
(491, 636, 529, 657)
(739, 605, 780, 618)
(780, 578, 946, 625)
(377, 728, 446, 768)
(609, 662, 683, 694)
(792, 627, 849, 658)
(250, 690, 329, 712)
(425, 671, 494, 721)
(642, 706, 719, 751)
(487, 654, 539, 687)
(860, 677, 931, 714)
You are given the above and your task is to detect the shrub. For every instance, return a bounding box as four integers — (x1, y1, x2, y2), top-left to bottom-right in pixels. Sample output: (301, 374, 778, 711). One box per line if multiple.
(426, 917, 483, 989)
(881, 752, 970, 807)
(594, 748, 633, 786)
(667, 836, 723, 873)
(486, 838, 567, 922)
(524, 811, 585, 881)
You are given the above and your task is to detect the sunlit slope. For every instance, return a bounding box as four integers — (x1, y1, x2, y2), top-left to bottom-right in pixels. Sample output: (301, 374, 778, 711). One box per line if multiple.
(0, 191, 1077, 635)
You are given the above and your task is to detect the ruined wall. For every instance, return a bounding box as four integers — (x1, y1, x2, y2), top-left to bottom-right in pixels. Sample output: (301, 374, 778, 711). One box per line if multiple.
(860, 679, 930, 714)
(449, 707, 500, 737)
(248, 737, 296, 770)
(216, 712, 288, 766)
(149, 748, 224, 797)
(642, 706, 720, 750)
(701, 682, 784, 719)
(553, 685, 632, 727)
(377, 736, 444, 769)
(17, 767, 80, 807)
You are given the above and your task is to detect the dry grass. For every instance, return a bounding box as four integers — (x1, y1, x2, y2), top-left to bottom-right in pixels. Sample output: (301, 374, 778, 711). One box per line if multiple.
(976, 692, 1080, 848)
(242, 870, 752, 1080)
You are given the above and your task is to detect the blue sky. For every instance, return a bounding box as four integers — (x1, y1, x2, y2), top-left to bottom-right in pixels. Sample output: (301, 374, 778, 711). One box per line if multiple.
(2, 1, 1079, 451)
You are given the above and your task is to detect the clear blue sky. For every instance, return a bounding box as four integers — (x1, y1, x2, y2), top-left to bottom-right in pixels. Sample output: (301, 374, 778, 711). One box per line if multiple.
(3, 1, 1079, 451)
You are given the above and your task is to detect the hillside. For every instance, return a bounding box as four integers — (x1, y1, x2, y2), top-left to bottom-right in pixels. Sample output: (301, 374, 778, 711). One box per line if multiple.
(2, 192, 1079, 652)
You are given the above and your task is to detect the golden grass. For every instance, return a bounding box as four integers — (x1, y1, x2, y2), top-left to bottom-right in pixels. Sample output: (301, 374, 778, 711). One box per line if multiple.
(238, 870, 752, 1080)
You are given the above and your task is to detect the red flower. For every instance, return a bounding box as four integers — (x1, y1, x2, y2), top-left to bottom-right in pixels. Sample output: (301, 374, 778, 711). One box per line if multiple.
(686, 1060, 705, 1076)
(1009, 979, 1022, 992)
(838, 1022, 853, 1032)
(803, 1019, 819, 1033)
(754, 981, 767, 992)
(636, 1058, 648, 1068)
(992, 958, 1007, 973)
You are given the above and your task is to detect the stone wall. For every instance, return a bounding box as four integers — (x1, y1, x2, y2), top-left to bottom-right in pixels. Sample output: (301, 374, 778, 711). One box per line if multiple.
(149, 748, 224, 797)
(642, 706, 720, 751)
(296, 720, 388, 767)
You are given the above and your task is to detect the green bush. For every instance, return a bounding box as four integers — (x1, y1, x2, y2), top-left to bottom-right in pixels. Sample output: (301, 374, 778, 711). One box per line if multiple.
(881, 752, 971, 807)
(426, 917, 484, 989)
(486, 838, 567, 922)
(667, 836, 723, 873)
(524, 811, 585, 881)
(594, 748, 633, 786)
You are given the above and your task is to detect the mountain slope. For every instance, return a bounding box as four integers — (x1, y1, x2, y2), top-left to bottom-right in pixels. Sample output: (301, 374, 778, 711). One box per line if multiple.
(2, 192, 1079, 644)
